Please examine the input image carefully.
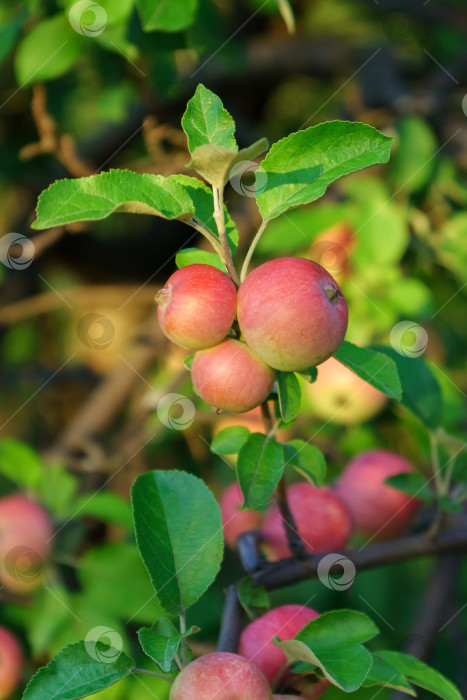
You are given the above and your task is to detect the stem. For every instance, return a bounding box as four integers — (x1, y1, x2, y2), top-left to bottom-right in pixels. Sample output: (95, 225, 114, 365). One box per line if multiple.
(240, 219, 268, 282)
(430, 432, 444, 496)
(216, 585, 242, 653)
(179, 611, 188, 667)
(132, 668, 174, 682)
(212, 186, 241, 286)
(188, 218, 223, 257)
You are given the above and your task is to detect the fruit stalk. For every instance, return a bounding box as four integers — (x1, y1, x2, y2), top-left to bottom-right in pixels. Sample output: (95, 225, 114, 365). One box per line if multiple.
(213, 186, 241, 286)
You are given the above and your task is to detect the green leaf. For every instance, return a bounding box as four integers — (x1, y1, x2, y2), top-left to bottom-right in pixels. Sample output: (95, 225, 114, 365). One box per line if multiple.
(187, 138, 268, 189)
(274, 610, 379, 693)
(283, 440, 326, 487)
(182, 84, 237, 153)
(376, 651, 463, 700)
(334, 341, 402, 400)
(176, 247, 227, 273)
(298, 367, 318, 383)
(32, 170, 195, 230)
(131, 470, 223, 616)
(15, 15, 82, 85)
(0, 8, 26, 66)
(237, 578, 270, 619)
(277, 371, 301, 423)
(256, 121, 394, 221)
(385, 473, 434, 501)
(390, 116, 437, 193)
(71, 492, 133, 529)
(372, 346, 443, 429)
(138, 619, 199, 673)
(22, 641, 134, 700)
(211, 426, 251, 455)
(35, 465, 77, 519)
(184, 354, 194, 371)
(137, 0, 199, 32)
(237, 433, 284, 511)
(0, 440, 43, 489)
(362, 654, 416, 695)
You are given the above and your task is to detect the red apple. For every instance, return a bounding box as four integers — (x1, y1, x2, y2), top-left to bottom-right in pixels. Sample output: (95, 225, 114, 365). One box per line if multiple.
(335, 450, 420, 540)
(169, 651, 273, 699)
(304, 357, 387, 425)
(262, 483, 352, 560)
(220, 483, 262, 549)
(156, 264, 236, 350)
(191, 339, 276, 413)
(0, 627, 22, 699)
(0, 494, 53, 594)
(237, 258, 348, 372)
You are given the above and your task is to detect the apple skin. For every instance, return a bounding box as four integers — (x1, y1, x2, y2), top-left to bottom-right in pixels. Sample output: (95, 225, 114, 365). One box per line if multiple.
(262, 483, 353, 561)
(334, 450, 420, 540)
(191, 339, 276, 413)
(0, 495, 53, 594)
(169, 652, 273, 699)
(220, 483, 262, 549)
(0, 627, 23, 699)
(156, 264, 237, 350)
(237, 258, 348, 372)
(304, 356, 387, 425)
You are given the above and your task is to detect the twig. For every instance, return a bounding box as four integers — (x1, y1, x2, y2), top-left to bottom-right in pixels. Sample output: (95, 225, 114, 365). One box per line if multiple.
(132, 668, 173, 682)
(216, 585, 242, 653)
(237, 531, 266, 574)
(212, 186, 240, 286)
(240, 219, 268, 281)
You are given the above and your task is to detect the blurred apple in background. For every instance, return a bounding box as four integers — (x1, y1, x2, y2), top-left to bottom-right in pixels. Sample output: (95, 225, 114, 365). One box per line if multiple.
(0, 627, 22, 699)
(309, 221, 355, 284)
(219, 483, 262, 549)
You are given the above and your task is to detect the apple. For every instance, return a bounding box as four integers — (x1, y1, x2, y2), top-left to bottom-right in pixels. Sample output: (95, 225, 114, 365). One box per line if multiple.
(169, 651, 273, 699)
(156, 264, 237, 350)
(0, 627, 22, 699)
(191, 339, 275, 413)
(309, 221, 354, 283)
(237, 258, 348, 372)
(262, 483, 352, 560)
(334, 450, 420, 540)
(0, 494, 53, 594)
(220, 483, 262, 549)
(240, 605, 319, 685)
(304, 356, 387, 425)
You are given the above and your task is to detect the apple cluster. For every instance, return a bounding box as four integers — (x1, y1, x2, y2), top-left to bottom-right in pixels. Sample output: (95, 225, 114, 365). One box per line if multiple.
(156, 258, 348, 413)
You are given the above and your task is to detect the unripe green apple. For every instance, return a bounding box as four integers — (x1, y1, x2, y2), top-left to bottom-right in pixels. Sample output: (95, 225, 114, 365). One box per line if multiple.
(220, 483, 262, 549)
(237, 258, 348, 372)
(169, 652, 273, 699)
(156, 264, 237, 350)
(191, 339, 275, 413)
(262, 483, 352, 560)
(0, 627, 22, 699)
(335, 450, 420, 540)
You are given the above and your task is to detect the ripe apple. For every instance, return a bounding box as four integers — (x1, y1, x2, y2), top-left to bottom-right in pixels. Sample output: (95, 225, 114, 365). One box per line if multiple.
(156, 264, 237, 350)
(304, 356, 387, 425)
(309, 221, 354, 284)
(0, 627, 22, 699)
(334, 450, 420, 539)
(191, 339, 276, 413)
(169, 651, 273, 699)
(220, 483, 262, 549)
(237, 258, 348, 372)
(262, 483, 352, 560)
(0, 494, 53, 594)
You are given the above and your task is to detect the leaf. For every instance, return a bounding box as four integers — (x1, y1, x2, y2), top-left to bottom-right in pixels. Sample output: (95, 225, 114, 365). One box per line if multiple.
(334, 341, 402, 400)
(22, 641, 134, 700)
(237, 578, 270, 619)
(0, 440, 43, 489)
(277, 0, 296, 33)
(372, 346, 443, 429)
(184, 354, 194, 370)
(390, 116, 437, 194)
(376, 651, 463, 700)
(138, 619, 199, 673)
(362, 654, 416, 695)
(256, 121, 394, 221)
(237, 433, 284, 511)
(211, 426, 251, 455)
(187, 138, 269, 189)
(0, 8, 26, 66)
(131, 470, 223, 616)
(283, 440, 326, 487)
(277, 371, 301, 423)
(274, 610, 379, 693)
(71, 491, 133, 529)
(182, 83, 237, 153)
(385, 473, 434, 501)
(15, 15, 82, 85)
(176, 247, 227, 273)
(137, 0, 199, 32)
(298, 367, 318, 383)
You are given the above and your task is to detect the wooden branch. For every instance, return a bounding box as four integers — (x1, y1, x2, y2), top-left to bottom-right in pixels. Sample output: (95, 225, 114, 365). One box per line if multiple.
(216, 585, 242, 653)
